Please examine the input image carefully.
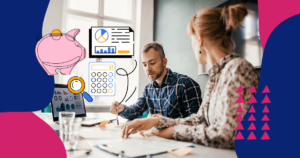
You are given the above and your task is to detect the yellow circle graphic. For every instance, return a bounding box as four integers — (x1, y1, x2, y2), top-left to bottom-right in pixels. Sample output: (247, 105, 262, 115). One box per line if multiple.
(67, 77, 85, 94)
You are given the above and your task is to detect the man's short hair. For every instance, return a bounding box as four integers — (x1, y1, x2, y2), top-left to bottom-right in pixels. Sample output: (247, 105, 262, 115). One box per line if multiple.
(142, 42, 165, 59)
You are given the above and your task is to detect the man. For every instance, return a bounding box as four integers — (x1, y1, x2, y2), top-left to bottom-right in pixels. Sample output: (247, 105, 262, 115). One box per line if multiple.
(110, 42, 202, 120)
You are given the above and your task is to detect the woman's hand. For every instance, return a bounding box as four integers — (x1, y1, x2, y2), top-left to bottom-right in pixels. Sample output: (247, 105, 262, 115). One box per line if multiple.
(122, 117, 160, 138)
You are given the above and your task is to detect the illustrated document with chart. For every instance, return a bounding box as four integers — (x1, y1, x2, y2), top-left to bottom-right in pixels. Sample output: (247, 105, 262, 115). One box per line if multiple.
(89, 26, 134, 58)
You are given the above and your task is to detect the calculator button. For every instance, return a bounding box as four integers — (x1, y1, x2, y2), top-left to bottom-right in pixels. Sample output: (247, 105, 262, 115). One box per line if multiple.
(103, 83, 107, 88)
(91, 89, 96, 93)
(97, 89, 101, 93)
(103, 78, 107, 82)
(91, 83, 96, 88)
(108, 89, 113, 93)
(108, 83, 113, 88)
(97, 83, 101, 88)
(103, 89, 107, 93)
(97, 72, 102, 77)
(103, 72, 107, 77)
(108, 72, 113, 77)
(97, 78, 102, 82)
(91, 72, 96, 77)
(108, 78, 113, 82)
(91, 78, 96, 82)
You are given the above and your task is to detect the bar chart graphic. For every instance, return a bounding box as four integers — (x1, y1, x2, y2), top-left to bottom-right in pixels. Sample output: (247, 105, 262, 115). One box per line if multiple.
(95, 46, 116, 53)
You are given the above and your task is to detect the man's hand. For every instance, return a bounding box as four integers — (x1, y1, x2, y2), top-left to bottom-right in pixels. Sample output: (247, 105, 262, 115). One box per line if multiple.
(122, 117, 160, 138)
(110, 101, 124, 114)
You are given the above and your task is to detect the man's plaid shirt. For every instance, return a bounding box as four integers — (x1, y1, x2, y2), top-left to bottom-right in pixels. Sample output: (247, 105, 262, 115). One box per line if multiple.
(119, 68, 202, 120)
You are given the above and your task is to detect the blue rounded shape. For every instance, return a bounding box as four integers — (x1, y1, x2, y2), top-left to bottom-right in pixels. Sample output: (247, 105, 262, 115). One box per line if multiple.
(66, 104, 70, 110)
(108, 83, 113, 88)
(83, 92, 93, 102)
(71, 104, 75, 110)
(108, 78, 113, 82)
(108, 72, 113, 77)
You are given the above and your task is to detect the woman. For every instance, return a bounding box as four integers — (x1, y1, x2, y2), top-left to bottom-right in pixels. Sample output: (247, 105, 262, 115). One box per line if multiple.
(122, 4, 259, 149)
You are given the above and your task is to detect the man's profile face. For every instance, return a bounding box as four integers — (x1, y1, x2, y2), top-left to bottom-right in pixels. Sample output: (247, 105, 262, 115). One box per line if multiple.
(141, 48, 165, 81)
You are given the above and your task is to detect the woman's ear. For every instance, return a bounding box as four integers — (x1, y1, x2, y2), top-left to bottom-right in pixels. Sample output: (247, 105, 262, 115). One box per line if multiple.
(197, 34, 203, 47)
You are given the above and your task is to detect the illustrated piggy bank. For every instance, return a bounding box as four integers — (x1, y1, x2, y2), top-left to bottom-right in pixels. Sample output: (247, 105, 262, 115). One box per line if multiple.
(35, 29, 86, 75)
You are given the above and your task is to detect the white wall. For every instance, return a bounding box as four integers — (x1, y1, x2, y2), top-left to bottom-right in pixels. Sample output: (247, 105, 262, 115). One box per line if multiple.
(42, 0, 63, 35)
(135, 0, 153, 97)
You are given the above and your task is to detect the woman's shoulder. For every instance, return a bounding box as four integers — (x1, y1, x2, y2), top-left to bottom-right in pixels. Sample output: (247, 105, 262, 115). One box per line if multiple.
(222, 57, 256, 76)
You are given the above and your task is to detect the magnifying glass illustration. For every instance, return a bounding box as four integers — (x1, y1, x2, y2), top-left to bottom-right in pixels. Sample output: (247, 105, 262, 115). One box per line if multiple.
(67, 76, 93, 102)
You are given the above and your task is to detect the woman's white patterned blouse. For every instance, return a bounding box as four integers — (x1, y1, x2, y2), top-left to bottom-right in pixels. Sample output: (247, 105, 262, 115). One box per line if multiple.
(155, 53, 259, 149)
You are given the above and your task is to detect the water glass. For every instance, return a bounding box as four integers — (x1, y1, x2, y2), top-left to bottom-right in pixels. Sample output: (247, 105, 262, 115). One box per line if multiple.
(59, 112, 75, 150)
(70, 117, 83, 150)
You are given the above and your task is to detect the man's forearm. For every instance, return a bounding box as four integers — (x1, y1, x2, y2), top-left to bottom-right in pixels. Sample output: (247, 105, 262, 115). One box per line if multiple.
(118, 104, 143, 120)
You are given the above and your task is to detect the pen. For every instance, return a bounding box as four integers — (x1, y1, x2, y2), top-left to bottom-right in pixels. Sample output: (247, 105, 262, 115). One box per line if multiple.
(115, 103, 119, 125)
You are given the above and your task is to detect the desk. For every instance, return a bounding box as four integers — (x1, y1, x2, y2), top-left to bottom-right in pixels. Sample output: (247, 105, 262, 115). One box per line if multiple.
(36, 112, 237, 158)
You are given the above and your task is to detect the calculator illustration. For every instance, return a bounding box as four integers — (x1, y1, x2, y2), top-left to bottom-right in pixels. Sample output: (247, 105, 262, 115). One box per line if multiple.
(88, 62, 116, 96)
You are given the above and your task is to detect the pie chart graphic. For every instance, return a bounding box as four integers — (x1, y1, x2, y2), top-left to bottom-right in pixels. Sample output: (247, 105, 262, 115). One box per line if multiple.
(95, 29, 109, 43)
(71, 104, 75, 110)
(66, 104, 70, 110)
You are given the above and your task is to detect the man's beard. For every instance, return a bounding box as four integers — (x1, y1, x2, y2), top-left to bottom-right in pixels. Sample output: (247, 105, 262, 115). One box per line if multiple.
(149, 65, 164, 81)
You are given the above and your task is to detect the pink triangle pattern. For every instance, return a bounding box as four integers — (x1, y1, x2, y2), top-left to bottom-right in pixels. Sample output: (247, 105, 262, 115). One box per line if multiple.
(235, 95, 245, 104)
(236, 105, 243, 113)
(248, 95, 257, 104)
(261, 95, 271, 104)
(248, 105, 256, 113)
(262, 105, 269, 113)
(248, 85, 257, 93)
(247, 122, 256, 130)
(262, 114, 270, 121)
(236, 85, 244, 93)
(236, 114, 244, 121)
(236, 122, 244, 130)
(247, 131, 257, 140)
(235, 131, 244, 140)
(261, 131, 270, 140)
(261, 122, 270, 130)
(262, 86, 270, 93)
(248, 114, 256, 121)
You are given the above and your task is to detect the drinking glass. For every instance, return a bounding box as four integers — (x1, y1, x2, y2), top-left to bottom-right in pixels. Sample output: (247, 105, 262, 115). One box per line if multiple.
(59, 112, 75, 150)
(70, 117, 83, 150)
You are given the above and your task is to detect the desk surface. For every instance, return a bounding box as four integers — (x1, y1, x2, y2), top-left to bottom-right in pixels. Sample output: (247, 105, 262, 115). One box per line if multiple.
(36, 112, 237, 158)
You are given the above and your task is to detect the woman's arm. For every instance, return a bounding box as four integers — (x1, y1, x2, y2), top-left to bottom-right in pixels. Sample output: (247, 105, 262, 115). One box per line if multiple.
(167, 60, 259, 148)
(155, 106, 206, 130)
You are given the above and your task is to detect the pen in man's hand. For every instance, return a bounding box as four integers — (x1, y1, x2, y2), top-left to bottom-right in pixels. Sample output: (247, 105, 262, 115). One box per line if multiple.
(115, 103, 119, 125)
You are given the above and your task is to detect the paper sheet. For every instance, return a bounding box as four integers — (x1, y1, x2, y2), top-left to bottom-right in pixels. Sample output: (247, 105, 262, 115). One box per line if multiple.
(98, 120, 109, 127)
(80, 126, 123, 139)
(96, 136, 193, 157)
(168, 147, 194, 157)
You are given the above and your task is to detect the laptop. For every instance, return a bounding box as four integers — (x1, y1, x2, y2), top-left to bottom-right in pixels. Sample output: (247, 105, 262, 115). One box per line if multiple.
(50, 84, 115, 126)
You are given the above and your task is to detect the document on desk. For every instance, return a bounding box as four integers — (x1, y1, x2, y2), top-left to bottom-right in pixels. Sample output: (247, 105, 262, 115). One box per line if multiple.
(96, 136, 193, 157)
(80, 126, 123, 139)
